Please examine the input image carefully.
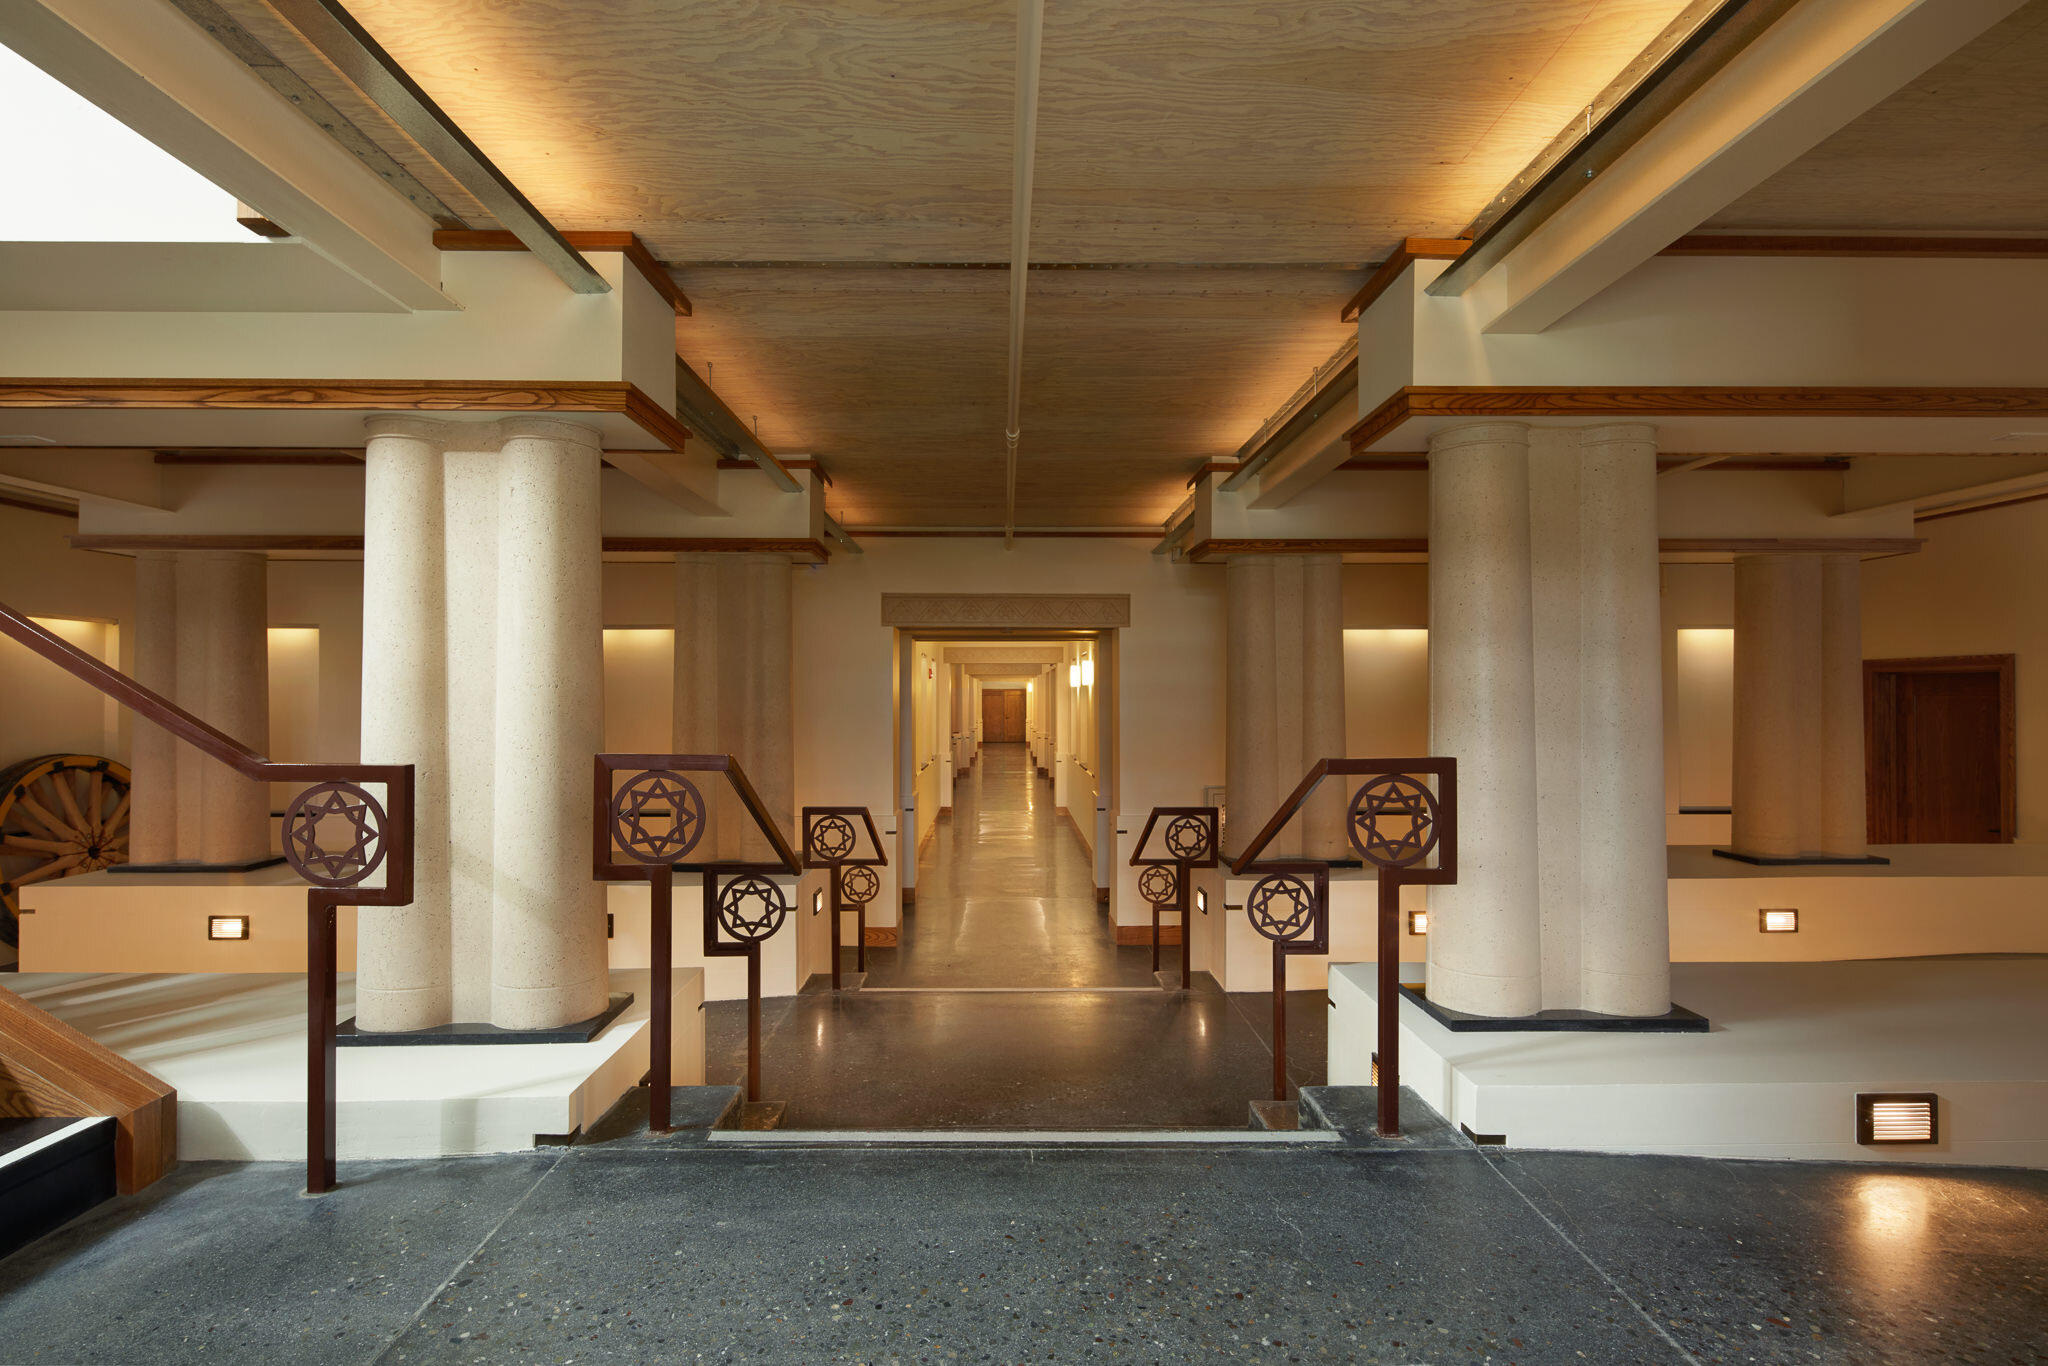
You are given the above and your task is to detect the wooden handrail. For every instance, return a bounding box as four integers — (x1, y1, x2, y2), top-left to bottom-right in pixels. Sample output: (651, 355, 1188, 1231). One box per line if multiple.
(0, 985, 176, 1194)
(1229, 756, 1458, 882)
(591, 753, 801, 877)
(0, 596, 415, 1195)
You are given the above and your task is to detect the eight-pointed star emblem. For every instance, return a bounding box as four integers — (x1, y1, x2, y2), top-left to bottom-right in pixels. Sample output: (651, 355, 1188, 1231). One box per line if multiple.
(611, 770, 706, 866)
(1347, 774, 1439, 869)
(283, 781, 388, 888)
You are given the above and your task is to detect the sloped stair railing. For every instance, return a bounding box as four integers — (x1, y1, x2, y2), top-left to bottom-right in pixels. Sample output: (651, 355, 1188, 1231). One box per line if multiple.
(1229, 758, 1458, 1137)
(0, 601, 413, 1194)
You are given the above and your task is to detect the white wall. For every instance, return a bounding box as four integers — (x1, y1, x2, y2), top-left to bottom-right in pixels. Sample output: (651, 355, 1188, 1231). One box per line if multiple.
(0, 503, 134, 771)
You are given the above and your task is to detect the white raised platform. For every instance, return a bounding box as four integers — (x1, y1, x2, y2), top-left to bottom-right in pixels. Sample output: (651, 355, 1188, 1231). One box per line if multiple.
(1206, 844, 2048, 992)
(6, 967, 703, 1161)
(1329, 958, 2048, 1168)
(19, 868, 797, 1002)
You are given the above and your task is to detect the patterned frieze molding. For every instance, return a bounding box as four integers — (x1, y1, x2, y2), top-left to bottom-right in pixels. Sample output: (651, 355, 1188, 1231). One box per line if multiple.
(880, 594, 1131, 629)
(943, 645, 1067, 664)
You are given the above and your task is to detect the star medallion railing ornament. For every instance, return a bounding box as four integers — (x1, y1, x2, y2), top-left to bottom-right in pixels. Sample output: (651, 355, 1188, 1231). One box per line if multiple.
(809, 813, 857, 863)
(283, 781, 390, 888)
(1165, 814, 1213, 863)
(1348, 773, 1439, 869)
(1246, 871, 1316, 943)
(839, 864, 880, 905)
(718, 874, 789, 942)
(609, 769, 706, 865)
(801, 805, 889, 990)
(1138, 863, 1178, 906)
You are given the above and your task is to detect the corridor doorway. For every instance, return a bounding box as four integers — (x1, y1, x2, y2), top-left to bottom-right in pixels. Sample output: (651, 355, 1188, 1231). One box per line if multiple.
(980, 687, 1027, 742)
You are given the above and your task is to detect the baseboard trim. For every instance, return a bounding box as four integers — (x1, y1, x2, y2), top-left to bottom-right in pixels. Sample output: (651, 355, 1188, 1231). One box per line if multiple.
(1114, 924, 1181, 945)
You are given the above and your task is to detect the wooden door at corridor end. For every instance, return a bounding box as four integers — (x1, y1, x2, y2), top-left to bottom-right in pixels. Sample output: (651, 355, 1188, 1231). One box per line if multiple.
(982, 689, 1026, 742)
(1866, 655, 2016, 843)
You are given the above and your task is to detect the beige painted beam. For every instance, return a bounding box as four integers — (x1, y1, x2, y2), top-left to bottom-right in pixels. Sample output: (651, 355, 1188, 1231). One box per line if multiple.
(1, 0, 451, 311)
(1246, 374, 1362, 510)
(601, 447, 726, 518)
(0, 449, 166, 510)
(1477, 0, 2025, 335)
(1837, 454, 2048, 517)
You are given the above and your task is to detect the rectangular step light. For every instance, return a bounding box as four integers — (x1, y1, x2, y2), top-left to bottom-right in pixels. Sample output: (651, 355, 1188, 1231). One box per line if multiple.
(1407, 909, 1428, 935)
(1857, 1092, 1938, 1145)
(812, 889, 824, 917)
(1759, 908, 1799, 933)
(207, 915, 249, 941)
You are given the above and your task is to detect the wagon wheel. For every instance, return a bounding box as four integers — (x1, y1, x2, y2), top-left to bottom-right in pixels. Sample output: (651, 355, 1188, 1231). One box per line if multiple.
(0, 753, 132, 947)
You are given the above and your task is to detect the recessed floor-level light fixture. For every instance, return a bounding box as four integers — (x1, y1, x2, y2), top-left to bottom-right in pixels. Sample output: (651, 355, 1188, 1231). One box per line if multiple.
(1195, 888, 1208, 916)
(207, 915, 249, 941)
(1760, 908, 1798, 933)
(812, 888, 824, 917)
(1858, 1092, 1938, 1145)
(1408, 909, 1429, 935)
(606, 912, 614, 939)
(1370, 1051, 1379, 1087)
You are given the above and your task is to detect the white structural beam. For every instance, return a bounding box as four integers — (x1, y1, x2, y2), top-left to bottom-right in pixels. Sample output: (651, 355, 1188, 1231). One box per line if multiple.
(1, 0, 452, 312)
(0, 449, 167, 509)
(1475, 0, 2026, 335)
(1837, 454, 2048, 517)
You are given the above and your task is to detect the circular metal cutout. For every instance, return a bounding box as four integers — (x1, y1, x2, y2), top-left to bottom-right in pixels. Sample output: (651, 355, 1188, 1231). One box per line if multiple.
(840, 864, 880, 905)
(1138, 863, 1179, 905)
(718, 874, 789, 942)
(1246, 872, 1317, 943)
(282, 781, 389, 888)
(809, 813, 857, 863)
(610, 770, 706, 866)
(1164, 814, 1212, 863)
(1347, 774, 1440, 869)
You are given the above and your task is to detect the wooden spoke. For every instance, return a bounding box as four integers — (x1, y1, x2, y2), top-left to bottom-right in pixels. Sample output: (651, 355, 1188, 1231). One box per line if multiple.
(14, 852, 84, 887)
(103, 789, 132, 836)
(87, 770, 104, 834)
(51, 770, 90, 836)
(12, 793, 80, 843)
(1, 835, 74, 856)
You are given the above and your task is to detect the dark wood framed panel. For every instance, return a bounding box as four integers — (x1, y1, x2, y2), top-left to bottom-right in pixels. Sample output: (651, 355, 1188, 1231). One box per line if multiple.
(1865, 654, 2016, 844)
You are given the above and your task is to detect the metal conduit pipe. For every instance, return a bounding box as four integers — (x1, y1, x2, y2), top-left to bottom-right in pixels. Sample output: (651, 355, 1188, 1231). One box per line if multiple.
(1003, 0, 1045, 549)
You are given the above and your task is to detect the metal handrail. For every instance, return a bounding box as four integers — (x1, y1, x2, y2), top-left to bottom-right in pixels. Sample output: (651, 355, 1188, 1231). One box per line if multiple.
(591, 754, 802, 1129)
(0, 600, 415, 1195)
(1227, 757, 1458, 1137)
(802, 805, 889, 992)
(1129, 806, 1219, 988)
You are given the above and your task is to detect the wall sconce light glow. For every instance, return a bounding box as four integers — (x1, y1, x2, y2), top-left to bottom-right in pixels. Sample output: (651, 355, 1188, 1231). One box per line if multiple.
(1407, 909, 1428, 935)
(1081, 654, 1094, 687)
(1857, 1093, 1937, 1145)
(207, 915, 250, 941)
(1068, 661, 1080, 687)
(1760, 908, 1798, 933)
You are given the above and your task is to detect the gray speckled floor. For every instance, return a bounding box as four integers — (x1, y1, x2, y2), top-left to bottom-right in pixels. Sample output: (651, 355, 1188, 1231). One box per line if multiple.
(3, 1134, 2044, 1365)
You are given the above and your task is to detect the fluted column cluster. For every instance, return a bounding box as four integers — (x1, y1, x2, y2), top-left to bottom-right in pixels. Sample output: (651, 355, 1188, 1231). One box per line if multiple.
(673, 552, 796, 865)
(1224, 554, 1346, 860)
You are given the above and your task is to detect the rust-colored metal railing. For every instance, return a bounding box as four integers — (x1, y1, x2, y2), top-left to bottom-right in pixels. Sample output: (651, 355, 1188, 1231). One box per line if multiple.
(0, 601, 414, 1195)
(1129, 806, 1219, 989)
(800, 807, 888, 990)
(592, 755, 801, 1131)
(1229, 758, 1458, 1137)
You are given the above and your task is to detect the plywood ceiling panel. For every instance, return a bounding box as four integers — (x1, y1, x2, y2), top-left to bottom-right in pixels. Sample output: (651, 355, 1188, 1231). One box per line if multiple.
(213, 0, 1698, 524)
(1709, 0, 2048, 233)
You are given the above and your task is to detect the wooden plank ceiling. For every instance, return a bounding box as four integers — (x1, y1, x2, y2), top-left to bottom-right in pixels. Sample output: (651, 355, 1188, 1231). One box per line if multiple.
(1709, 0, 2048, 233)
(222, 0, 1697, 527)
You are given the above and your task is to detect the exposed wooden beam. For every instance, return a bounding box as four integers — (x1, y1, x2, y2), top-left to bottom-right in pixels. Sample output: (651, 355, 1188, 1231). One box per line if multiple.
(1462, 0, 2029, 334)
(1347, 386, 2048, 455)
(1338, 239, 1469, 323)
(434, 230, 693, 316)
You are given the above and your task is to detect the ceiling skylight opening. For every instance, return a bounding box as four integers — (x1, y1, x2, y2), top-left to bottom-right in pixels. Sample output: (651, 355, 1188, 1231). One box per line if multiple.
(0, 41, 244, 242)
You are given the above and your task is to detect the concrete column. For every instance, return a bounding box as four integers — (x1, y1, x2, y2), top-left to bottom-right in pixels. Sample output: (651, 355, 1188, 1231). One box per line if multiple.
(127, 552, 179, 864)
(488, 423, 607, 1030)
(1225, 557, 1278, 858)
(672, 554, 721, 855)
(1575, 425, 1669, 1016)
(358, 420, 452, 1031)
(1302, 553, 1347, 858)
(1426, 423, 1542, 1018)
(735, 554, 794, 863)
(1731, 555, 1822, 859)
(1819, 554, 1867, 858)
(182, 552, 271, 866)
(1095, 633, 1114, 896)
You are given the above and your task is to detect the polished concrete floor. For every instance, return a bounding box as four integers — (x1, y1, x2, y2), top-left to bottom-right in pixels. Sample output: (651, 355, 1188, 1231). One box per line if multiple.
(707, 744, 1325, 1128)
(4, 1123, 2043, 1365)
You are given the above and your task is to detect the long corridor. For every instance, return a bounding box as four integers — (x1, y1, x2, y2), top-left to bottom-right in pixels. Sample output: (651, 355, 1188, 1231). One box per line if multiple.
(704, 742, 1328, 1129)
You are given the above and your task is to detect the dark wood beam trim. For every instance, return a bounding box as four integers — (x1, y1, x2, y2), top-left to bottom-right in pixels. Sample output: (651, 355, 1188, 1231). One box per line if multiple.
(1663, 234, 2048, 259)
(433, 229, 693, 316)
(0, 493, 77, 519)
(1182, 535, 1922, 563)
(1346, 387, 2048, 454)
(0, 379, 692, 454)
(69, 533, 833, 562)
(1339, 238, 1470, 323)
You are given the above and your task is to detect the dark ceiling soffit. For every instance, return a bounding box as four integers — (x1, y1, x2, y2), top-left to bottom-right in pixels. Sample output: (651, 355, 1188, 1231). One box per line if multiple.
(263, 0, 608, 294)
(1429, 0, 1800, 299)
